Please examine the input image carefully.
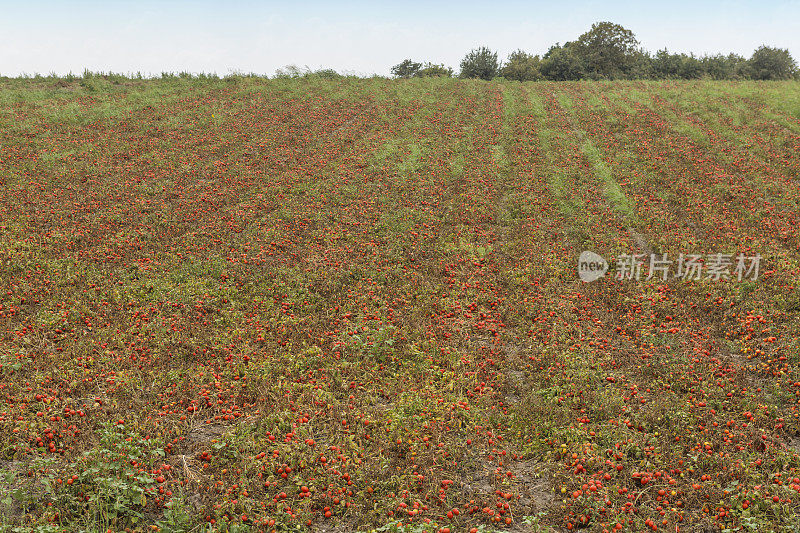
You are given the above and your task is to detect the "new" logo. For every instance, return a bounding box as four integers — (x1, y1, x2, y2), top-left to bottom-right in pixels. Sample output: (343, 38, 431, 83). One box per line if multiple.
(578, 251, 608, 282)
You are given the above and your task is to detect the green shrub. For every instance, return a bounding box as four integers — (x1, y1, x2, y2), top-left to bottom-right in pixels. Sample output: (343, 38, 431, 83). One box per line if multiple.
(459, 46, 499, 80)
(58, 422, 164, 529)
(500, 50, 542, 81)
(748, 45, 798, 80)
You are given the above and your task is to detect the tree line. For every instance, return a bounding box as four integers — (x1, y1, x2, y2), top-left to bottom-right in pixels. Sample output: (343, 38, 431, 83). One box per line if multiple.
(391, 22, 798, 81)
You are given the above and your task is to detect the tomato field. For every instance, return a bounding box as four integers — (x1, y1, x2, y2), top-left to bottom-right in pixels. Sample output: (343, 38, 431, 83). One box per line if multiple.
(1, 76, 800, 532)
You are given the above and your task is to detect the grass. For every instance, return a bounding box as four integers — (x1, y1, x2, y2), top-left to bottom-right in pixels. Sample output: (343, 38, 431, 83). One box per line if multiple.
(580, 140, 639, 222)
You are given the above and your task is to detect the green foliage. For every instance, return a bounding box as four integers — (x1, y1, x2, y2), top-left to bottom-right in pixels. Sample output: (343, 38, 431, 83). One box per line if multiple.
(500, 50, 542, 81)
(156, 495, 193, 532)
(273, 65, 348, 79)
(676, 54, 704, 80)
(652, 49, 704, 79)
(651, 49, 680, 78)
(416, 62, 453, 77)
(274, 64, 310, 78)
(459, 46, 499, 80)
(540, 44, 585, 81)
(0, 457, 59, 522)
(572, 21, 641, 79)
(314, 68, 344, 79)
(523, 511, 559, 532)
(628, 50, 656, 79)
(58, 422, 163, 529)
(392, 59, 422, 78)
(343, 324, 398, 363)
(581, 140, 637, 222)
(391, 60, 453, 78)
(702, 53, 748, 80)
(446, 22, 799, 81)
(748, 45, 799, 80)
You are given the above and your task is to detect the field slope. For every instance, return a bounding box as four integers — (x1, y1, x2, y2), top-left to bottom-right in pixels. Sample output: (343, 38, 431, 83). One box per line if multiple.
(1, 77, 800, 532)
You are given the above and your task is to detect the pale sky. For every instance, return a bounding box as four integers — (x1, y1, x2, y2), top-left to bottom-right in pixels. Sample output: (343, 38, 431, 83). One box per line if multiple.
(1, 0, 798, 77)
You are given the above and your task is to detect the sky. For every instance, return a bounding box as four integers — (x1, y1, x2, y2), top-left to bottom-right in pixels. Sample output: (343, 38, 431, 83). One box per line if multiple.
(1, 0, 798, 77)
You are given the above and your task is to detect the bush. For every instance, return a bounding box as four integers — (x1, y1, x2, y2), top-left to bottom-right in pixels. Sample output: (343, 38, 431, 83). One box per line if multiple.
(651, 50, 704, 79)
(500, 50, 542, 81)
(459, 46, 499, 80)
(701, 53, 747, 80)
(313, 68, 343, 79)
(540, 44, 585, 81)
(273, 64, 310, 79)
(627, 51, 654, 79)
(417, 62, 454, 77)
(651, 49, 681, 78)
(57, 422, 164, 529)
(748, 45, 798, 80)
(391, 59, 422, 78)
(677, 54, 704, 79)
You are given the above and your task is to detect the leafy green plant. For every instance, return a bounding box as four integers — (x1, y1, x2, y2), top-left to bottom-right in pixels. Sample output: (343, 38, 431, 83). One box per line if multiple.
(459, 46, 499, 80)
(523, 511, 558, 532)
(156, 495, 193, 533)
(59, 422, 163, 529)
(347, 324, 397, 363)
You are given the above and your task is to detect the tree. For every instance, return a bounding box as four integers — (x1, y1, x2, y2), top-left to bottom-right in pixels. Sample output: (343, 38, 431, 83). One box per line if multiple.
(391, 59, 421, 79)
(627, 50, 654, 79)
(701, 53, 746, 80)
(417, 62, 453, 77)
(651, 49, 681, 79)
(573, 22, 641, 79)
(677, 54, 704, 79)
(500, 50, 542, 81)
(748, 46, 798, 80)
(274, 64, 310, 78)
(459, 46, 499, 80)
(314, 68, 343, 79)
(540, 44, 585, 81)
